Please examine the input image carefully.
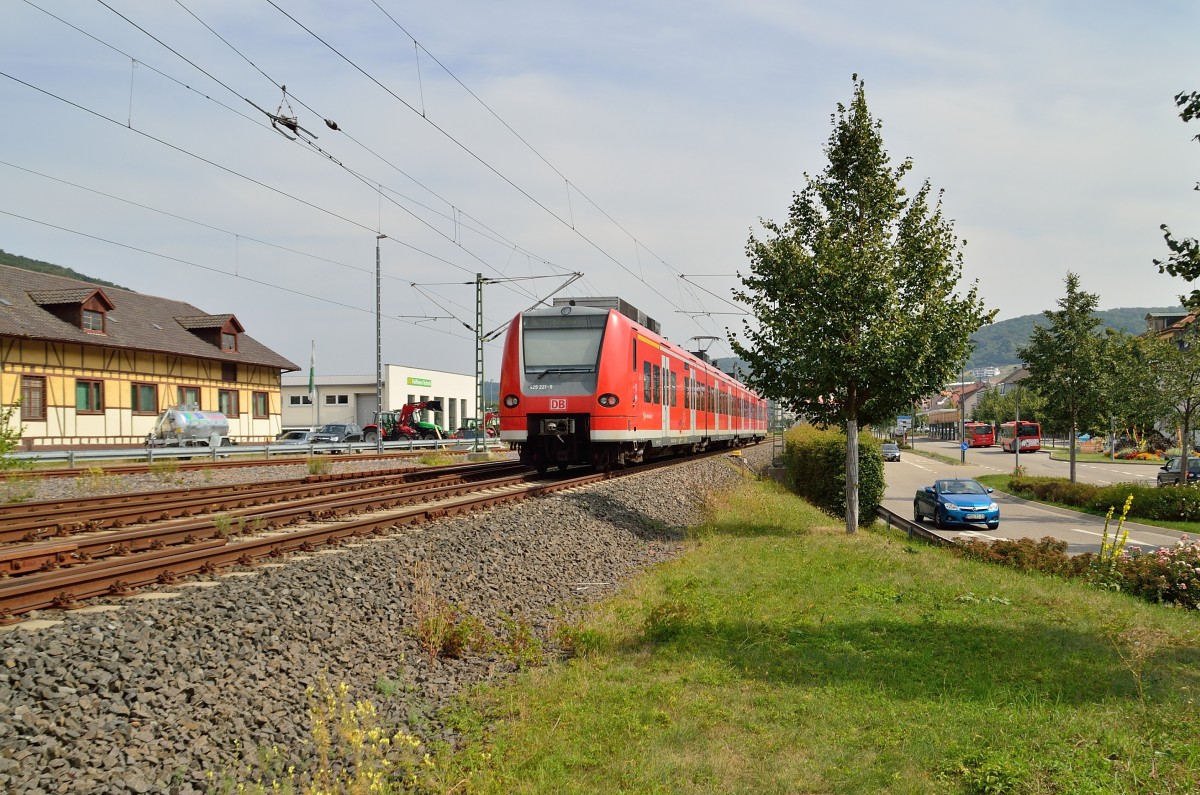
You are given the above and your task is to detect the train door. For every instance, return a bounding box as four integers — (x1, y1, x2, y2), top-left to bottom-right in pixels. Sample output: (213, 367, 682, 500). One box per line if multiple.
(685, 372, 694, 433)
(660, 353, 670, 437)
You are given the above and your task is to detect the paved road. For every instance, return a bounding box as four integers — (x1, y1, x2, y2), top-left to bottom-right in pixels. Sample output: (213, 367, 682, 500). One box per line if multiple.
(883, 439, 1182, 555)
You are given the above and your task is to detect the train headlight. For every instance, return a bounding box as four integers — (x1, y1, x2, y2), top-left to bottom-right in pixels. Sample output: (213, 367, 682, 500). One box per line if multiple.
(598, 393, 619, 408)
(503, 394, 519, 408)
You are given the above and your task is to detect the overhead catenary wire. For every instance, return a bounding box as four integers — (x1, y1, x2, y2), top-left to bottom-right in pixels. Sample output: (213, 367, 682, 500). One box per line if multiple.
(263, 1, 713, 322)
(0, 207, 473, 340)
(364, 1, 745, 327)
(16, 2, 748, 338)
(45, 0, 513, 292)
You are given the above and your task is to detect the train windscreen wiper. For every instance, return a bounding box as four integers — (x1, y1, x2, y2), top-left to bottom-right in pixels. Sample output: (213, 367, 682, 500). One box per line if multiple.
(532, 365, 594, 380)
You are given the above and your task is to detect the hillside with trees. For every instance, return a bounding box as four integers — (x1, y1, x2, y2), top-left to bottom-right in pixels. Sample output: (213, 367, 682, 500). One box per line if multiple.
(969, 306, 1184, 369)
(0, 249, 130, 291)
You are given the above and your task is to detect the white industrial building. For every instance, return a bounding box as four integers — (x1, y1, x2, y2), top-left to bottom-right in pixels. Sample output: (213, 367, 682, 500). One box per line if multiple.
(281, 365, 480, 433)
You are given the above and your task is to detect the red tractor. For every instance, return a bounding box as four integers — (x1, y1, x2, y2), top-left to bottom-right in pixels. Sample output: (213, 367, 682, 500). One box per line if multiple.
(362, 400, 445, 445)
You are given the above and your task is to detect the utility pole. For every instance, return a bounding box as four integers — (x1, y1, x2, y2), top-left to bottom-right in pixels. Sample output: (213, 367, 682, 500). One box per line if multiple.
(475, 273, 485, 454)
(376, 234, 386, 454)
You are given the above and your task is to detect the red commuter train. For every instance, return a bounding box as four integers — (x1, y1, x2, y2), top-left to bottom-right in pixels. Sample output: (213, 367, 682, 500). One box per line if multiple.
(498, 299, 768, 472)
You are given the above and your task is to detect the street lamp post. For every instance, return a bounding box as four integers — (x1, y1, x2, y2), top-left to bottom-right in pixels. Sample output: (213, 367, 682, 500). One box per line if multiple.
(1014, 380, 1020, 472)
(960, 362, 967, 464)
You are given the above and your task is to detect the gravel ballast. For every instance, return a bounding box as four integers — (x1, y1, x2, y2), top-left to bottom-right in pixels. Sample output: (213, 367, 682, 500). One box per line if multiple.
(0, 446, 771, 794)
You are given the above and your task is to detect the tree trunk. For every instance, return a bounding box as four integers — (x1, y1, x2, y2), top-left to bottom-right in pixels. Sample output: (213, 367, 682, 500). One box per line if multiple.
(1069, 419, 1077, 483)
(846, 419, 859, 534)
(1182, 404, 1191, 488)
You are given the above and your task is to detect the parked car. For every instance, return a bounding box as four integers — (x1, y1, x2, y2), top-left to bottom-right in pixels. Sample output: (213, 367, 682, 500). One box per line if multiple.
(310, 422, 364, 453)
(274, 430, 315, 446)
(913, 478, 999, 530)
(881, 443, 901, 462)
(1156, 456, 1200, 486)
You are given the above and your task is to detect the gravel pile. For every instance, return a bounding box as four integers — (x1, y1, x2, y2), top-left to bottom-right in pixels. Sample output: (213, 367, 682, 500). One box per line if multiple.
(0, 446, 771, 794)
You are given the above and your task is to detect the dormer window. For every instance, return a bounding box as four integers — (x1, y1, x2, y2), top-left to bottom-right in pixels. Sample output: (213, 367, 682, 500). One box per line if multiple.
(28, 287, 115, 334)
(82, 308, 105, 332)
(175, 313, 244, 353)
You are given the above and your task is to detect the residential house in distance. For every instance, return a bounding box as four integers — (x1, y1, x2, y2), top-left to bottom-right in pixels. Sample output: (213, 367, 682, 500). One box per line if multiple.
(0, 264, 298, 449)
(1146, 311, 1191, 337)
(922, 379, 992, 440)
(1148, 310, 1197, 349)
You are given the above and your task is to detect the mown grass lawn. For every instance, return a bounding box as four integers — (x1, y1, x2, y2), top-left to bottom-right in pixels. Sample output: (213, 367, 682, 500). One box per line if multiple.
(431, 474, 1200, 794)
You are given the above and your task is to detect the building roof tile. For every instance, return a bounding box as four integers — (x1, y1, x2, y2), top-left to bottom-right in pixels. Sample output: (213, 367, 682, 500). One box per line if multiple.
(0, 264, 298, 371)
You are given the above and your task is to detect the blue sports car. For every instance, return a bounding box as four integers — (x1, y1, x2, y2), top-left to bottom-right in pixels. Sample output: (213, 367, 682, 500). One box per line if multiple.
(913, 478, 1000, 530)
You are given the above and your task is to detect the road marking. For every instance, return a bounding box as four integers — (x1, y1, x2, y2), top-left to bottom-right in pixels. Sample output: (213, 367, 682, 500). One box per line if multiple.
(957, 529, 1009, 541)
(1061, 527, 1157, 548)
(998, 501, 1164, 548)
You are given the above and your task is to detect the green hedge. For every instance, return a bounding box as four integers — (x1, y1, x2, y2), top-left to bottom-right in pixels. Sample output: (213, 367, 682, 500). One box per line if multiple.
(782, 424, 884, 526)
(1008, 475, 1200, 522)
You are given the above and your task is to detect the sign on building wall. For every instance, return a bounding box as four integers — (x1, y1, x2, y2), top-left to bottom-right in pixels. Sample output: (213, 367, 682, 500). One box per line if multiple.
(407, 377, 432, 387)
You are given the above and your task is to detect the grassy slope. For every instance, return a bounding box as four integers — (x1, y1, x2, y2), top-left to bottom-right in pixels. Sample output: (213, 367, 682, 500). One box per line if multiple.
(433, 474, 1200, 794)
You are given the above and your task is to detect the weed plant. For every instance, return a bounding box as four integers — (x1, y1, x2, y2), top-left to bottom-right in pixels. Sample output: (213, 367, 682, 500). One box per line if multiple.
(210, 674, 429, 794)
(408, 561, 488, 662)
(417, 453, 454, 467)
(307, 457, 329, 476)
(74, 465, 118, 494)
(1, 471, 39, 503)
(212, 514, 234, 538)
(149, 458, 182, 484)
(430, 478, 1200, 794)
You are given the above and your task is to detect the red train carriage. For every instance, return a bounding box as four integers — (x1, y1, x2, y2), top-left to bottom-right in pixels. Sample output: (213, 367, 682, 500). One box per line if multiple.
(498, 301, 768, 472)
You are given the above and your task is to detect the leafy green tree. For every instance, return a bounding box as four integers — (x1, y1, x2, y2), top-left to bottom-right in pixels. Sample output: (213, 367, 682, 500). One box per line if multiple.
(1, 402, 26, 469)
(1151, 321, 1200, 476)
(730, 76, 992, 533)
(1017, 273, 1107, 482)
(1101, 330, 1169, 445)
(1154, 90, 1200, 305)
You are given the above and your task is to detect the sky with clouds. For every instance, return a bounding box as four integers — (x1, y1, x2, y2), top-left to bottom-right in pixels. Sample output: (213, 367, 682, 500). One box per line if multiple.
(2, 0, 1197, 378)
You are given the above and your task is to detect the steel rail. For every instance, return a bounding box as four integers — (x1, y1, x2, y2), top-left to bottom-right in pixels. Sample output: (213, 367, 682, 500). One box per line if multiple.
(0, 461, 524, 542)
(0, 444, 494, 480)
(0, 445, 756, 622)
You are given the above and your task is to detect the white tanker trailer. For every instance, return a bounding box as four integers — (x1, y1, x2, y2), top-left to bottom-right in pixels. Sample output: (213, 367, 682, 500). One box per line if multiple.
(146, 405, 231, 448)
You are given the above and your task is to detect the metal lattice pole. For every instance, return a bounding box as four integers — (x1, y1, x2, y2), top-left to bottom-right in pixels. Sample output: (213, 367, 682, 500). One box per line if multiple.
(475, 273, 484, 453)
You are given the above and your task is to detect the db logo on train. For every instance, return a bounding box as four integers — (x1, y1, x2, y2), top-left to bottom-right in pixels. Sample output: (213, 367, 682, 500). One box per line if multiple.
(549, 398, 568, 411)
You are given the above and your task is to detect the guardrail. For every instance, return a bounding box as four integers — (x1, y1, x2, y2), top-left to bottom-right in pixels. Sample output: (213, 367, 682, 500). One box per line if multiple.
(875, 506, 953, 548)
(6, 437, 506, 468)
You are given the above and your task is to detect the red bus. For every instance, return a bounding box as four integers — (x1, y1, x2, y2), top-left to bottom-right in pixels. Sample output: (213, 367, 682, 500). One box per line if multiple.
(963, 422, 995, 447)
(999, 420, 1041, 453)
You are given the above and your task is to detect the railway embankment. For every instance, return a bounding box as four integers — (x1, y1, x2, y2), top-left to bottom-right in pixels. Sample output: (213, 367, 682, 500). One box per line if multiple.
(0, 445, 770, 794)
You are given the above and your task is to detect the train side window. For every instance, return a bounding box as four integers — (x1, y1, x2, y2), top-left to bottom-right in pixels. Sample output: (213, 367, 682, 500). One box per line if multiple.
(684, 376, 691, 409)
(643, 361, 652, 402)
(653, 365, 661, 405)
(670, 371, 678, 407)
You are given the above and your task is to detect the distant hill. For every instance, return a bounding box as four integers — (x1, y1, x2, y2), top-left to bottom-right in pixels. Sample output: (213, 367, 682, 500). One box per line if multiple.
(0, 249, 131, 291)
(969, 307, 1186, 369)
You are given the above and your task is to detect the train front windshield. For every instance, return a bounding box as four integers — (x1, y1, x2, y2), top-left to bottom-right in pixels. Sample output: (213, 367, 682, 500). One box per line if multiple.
(523, 314, 606, 375)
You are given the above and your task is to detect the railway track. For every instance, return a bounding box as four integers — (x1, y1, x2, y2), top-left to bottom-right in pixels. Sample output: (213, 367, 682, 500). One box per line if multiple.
(0, 449, 739, 623)
(0, 445, 486, 481)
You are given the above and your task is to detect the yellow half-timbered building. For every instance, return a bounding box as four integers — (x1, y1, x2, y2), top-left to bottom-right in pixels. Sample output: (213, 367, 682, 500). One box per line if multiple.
(1, 264, 299, 449)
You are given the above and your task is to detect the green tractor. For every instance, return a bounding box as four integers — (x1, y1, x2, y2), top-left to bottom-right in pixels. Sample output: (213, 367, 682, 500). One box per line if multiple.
(362, 400, 445, 445)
